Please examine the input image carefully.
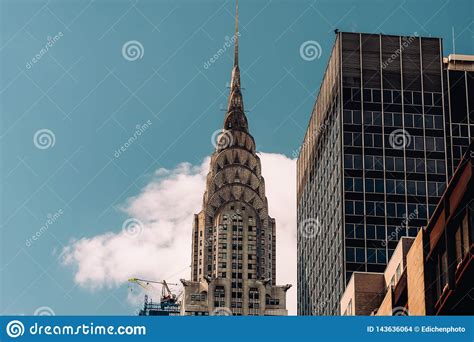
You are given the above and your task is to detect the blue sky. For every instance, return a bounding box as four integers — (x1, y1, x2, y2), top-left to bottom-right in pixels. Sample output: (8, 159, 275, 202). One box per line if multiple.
(1, 0, 473, 315)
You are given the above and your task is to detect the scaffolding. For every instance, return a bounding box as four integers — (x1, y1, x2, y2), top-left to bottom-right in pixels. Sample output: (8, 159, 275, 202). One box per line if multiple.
(138, 295, 180, 316)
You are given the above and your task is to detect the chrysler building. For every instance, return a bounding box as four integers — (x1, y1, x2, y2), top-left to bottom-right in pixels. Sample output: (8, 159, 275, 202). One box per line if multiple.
(180, 1, 291, 316)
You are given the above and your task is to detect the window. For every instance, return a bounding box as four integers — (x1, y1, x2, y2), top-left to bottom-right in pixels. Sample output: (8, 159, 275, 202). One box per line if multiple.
(346, 247, 355, 262)
(376, 225, 386, 240)
(345, 224, 355, 239)
(393, 91, 401, 103)
(249, 288, 259, 300)
(344, 132, 362, 147)
(373, 90, 381, 103)
(266, 298, 280, 306)
(345, 178, 353, 191)
(424, 92, 433, 105)
(355, 225, 365, 239)
(403, 91, 412, 104)
(455, 213, 470, 265)
(367, 248, 376, 263)
(355, 248, 365, 263)
(394, 158, 404, 172)
(214, 286, 225, 307)
(343, 110, 362, 124)
(231, 292, 242, 299)
(366, 225, 375, 240)
(413, 91, 422, 104)
(436, 251, 448, 297)
(191, 293, 206, 301)
(345, 201, 354, 215)
(367, 248, 386, 264)
(344, 299, 353, 316)
(376, 249, 386, 264)
(427, 182, 437, 196)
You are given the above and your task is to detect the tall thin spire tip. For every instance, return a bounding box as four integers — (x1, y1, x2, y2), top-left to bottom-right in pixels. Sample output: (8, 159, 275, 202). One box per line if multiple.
(234, 0, 239, 67)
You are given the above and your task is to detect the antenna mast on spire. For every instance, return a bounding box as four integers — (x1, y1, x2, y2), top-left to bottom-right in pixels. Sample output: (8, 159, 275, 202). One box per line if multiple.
(234, 0, 239, 67)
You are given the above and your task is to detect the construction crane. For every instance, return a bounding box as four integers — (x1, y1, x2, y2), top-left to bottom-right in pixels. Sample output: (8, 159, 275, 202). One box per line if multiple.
(128, 278, 178, 303)
(128, 278, 181, 316)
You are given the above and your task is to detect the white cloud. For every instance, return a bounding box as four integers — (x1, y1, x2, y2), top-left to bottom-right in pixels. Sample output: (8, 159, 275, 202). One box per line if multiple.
(62, 153, 297, 314)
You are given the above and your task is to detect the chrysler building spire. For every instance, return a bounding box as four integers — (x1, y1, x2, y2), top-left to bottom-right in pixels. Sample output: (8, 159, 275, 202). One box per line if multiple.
(180, 0, 291, 316)
(225, 0, 248, 132)
(233, 0, 239, 67)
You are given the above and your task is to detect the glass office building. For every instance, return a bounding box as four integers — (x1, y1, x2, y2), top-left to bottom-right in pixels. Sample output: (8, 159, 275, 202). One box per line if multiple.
(297, 32, 473, 315)
(443, 54, 474, 175)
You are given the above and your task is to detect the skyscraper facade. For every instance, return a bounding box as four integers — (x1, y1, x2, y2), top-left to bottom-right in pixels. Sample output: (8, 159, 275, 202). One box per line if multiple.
(180, 2, 291, 316)
(297, 32, 472, 315)
(443, 54, 474, 175)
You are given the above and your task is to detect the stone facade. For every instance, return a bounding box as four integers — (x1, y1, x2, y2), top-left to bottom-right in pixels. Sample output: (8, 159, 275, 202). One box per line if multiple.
(406, 230, 426, 315)
(340, 272, 385, 316)
(340, 237, 415, 316)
